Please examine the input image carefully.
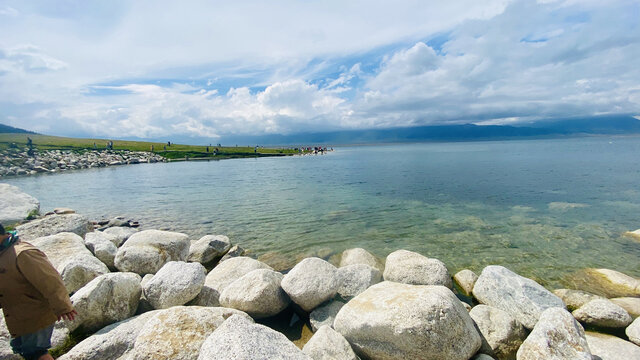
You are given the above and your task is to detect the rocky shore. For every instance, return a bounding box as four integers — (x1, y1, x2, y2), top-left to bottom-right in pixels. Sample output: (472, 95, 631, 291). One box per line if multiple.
(1, 187, 640, 359)
(0, 148, 165, 177)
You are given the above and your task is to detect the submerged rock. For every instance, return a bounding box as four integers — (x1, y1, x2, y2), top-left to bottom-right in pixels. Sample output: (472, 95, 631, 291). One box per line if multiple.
(114, 230, 190, 275)
(473, 265, 565, 329)
(281, 257, 339, 312)
(302, 325, 358, 360)
(572, 299, 632, 328)
(334, 281, 481, 360)
(569, 268, 640, 298)
(469, 304, 527, 360)
(219, 268, 290, 319)
(383, 249, 452, 288)
(143, 261, 206, 309)
(0, 183, 39, 224)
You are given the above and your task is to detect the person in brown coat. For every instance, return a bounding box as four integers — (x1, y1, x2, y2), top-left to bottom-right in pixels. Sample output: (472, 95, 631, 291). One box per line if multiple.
(0, 224, 77, 360)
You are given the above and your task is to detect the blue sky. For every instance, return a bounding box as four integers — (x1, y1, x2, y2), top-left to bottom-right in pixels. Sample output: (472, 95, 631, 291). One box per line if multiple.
(0, 0, 639, 139)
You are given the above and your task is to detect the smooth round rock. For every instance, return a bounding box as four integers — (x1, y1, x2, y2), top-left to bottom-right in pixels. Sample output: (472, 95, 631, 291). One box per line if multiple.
(339, 248, 384, 272)
(281, 257, 339, 312)
(114, 230, 190, 275)
(219, 268, 290, 319)
(383, 249, 452, 288)
(0, 183, 39, 224)
(572, 298, 632, 328)
(188, 235, 231, 264)
(143, 261, 206, 309)
(627, 317, 640, 346)
(553, 289, 603, 311)
(334, 281, 481, 360)
(585, 331, 640, 360)
(516, 307, 591, 360)
(103, 227, 138, 247)
(454, 269, 478, 296)
(17, 213, 93, 242)
(302, 325, 358, 360)
(573, 268, 640, 298)
(84, 231, 118, 268)
(611, 297, 640, 319)
(469, 304, 526, 359)
(336, 263, 382, 299)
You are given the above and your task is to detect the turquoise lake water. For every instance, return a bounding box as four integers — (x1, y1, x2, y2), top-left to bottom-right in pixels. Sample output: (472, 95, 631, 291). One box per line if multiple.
(4, 136, 640, 287)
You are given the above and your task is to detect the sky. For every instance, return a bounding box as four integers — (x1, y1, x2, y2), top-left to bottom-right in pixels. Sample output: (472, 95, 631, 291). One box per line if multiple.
(0, 0, 639, 140)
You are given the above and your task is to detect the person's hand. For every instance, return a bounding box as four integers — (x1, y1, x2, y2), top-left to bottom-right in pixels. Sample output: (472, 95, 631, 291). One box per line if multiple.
(58, 310, 77, 322)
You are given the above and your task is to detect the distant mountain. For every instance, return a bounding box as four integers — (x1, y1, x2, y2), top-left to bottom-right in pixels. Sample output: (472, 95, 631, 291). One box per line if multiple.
(0, 123, 36, 134)
(525, 115, 640, 134)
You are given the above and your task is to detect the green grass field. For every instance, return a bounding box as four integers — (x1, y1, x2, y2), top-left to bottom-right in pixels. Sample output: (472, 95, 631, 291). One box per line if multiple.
(0, 133, 303, 159)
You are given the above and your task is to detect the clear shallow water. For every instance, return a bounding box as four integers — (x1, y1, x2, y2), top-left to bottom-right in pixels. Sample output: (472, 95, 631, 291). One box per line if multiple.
(4, 136, 640, 287)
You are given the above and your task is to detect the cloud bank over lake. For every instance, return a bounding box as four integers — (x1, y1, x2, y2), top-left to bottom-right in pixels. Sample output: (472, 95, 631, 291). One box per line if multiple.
(1, 0, 639, 139)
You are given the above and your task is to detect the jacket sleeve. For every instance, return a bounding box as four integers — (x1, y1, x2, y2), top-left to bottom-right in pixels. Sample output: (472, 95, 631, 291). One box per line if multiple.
(16, 249, 74, 316)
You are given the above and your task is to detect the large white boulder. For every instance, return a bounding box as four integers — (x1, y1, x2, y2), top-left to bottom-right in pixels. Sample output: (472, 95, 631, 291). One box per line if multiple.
(302, 325, 358, 360)
(334, 281, 481, 360)
(0, 183, 39, 224)
(310, 300, 345, 332)
(17, 213, 93, 242)
(143, 261, 206, 309)
(469, 304, 527, 360)
(339, 248, 384, 272)
(84, 231, 118, 268)
(577, 268, 640, 297)
(30, 232, 110, 293)
(281, 257, 339, 312)
(473, 265, 565, 329)
(0, 317, 21, 360)
(572, 298, 632, 328)
(516, 307, 591, 360)
(67, 272, 141, 333)
(383, 249, 452, 288)
(585, 331, 640, 360)
(130, 306, 250, 360)
(219, 268, 289, 319)
(627, 317, 640, 346)
(58, 311, 160, 360)
(193, 256, 273, 306)
(611, 297, 640, 318)
(102, 226, 138, 247)
(336, 263, 382, 299)
(114, 230, 190, 275)
(197, 314, 310, 360)
(188, 235, 231, 264)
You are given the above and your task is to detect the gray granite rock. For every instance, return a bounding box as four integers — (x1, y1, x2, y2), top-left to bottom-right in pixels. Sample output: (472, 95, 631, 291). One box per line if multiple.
(473, 265, 565, 329)
(611, 297, 640, 319)
(114, 230, 190, 275)
(516, 307, 591, 360)
(218, 244, 245, 262)
(281, 257, 339, 312)
(219, 268, 290, 319)
(0, 183, 39, 224)
(334, 281, 481, 360)
(336, 263, 382, 299)
(197, 314, 310, 360)
(552, 289, 603, 311)
(339, 248, 384, 272)
(454, 269, 478, 296)
(383, 249, 452, 288)
(84, 231, 118, 268)
(30, 232, 110, 293)
(572, 299, 632, 328)
(627, 317, 640, 346)
(469, 304, 527, 360)
(131, 306, 250, 360)
(17, 213, 93, 242)
(102, 227, 138, 247)
(302, 325, 358, 360)
(0, 316, 21, 360)
(576, 268, 640, 298)
(188, 235, 231, 264)
(143, 261, 206, 309)
(309, 300, 345, 332)
(193, 256, 273, 307)
(585, 331, 640, 360)
(67, 272, 142, 333)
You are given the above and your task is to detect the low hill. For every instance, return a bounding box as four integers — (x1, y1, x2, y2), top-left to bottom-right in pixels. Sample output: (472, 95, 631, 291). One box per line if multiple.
(0, 124, 36, 134)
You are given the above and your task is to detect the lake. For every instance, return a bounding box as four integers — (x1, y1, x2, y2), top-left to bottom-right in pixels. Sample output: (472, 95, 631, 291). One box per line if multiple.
(4, 136, 640, 288)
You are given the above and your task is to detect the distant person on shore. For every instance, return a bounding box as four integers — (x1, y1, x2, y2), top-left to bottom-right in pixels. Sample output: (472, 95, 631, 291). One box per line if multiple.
(0, 224, 77, 360)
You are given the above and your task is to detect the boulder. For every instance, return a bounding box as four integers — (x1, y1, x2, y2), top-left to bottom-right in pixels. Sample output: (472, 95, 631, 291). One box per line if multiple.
(102, 227, 138, 247)
(336, 263, 382, 299)
(469, 304, 527, 360)
(192, 256, 273, 307)
(84, 231, 118, 268)
(114, 230, 190, 275)
(383, 249, 452, 288)
(29, 232, 110, 293)
(454, 269, 478, 296)
(219, 268, 289, 319)
(334, 281, 481, 360)
(0, 317, 21, 360)
(302, 325, 358, 360)
(17, 213, 93, 242)
(473, 265, 565, 329)
(572, 299, 632, 328)
(53, 207, 75, 215)
(143, 261, 206, 309)
(516, 307, 591, 360)
(611, 297, 640, 318)
(585, 331, 640, 360)
(218, 244, 245, 262)
(281, 257, 339, 312)
(571, 268, 640, 298)
(66, 272, 141, 333)
(552, 289, 603, 311)
(197, 314, 310, 360)
(623, 229, 640, 241)
(339, 248, 384, 272)
(130, 306, 250, 360)
(0, 183, 39, 224)
(628, 317, 640, 346)
(188, 235, 231, 264)
(310, 300, 345, 332)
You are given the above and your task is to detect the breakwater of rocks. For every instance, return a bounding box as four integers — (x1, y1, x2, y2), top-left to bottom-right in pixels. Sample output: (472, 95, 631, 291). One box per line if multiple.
(0, 148, 165, 177)
(1, 188, 640, 359)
